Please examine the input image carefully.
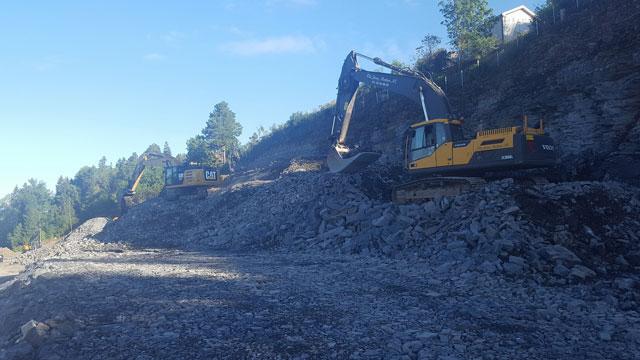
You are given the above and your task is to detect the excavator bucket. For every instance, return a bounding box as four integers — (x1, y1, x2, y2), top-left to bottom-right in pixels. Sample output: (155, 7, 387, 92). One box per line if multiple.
(326, 146, 381, 173)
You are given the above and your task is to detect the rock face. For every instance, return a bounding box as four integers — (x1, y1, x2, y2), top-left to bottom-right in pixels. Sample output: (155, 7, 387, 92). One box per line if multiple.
(239, 0, 640, 185)
(441, 0, 640, 183)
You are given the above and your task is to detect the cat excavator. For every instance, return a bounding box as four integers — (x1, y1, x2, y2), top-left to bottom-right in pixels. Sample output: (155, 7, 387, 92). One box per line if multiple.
(120, 151, 225, 213)
(328, 51, 557, 201)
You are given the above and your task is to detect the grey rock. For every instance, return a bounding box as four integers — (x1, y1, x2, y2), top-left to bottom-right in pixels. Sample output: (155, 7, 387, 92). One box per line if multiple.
(553, 264, 571, 277)
(478, 260, 500, 273)
(402, 340, 424, 354)
(543, 245, 582, 263)
(503, 256, 526, 275)
(1, 341, 33, 360)
(598, 325, 615, 341)
(19, 320, 50, 346)
(570, 265, 596, 280)
(502, 206, 520, 215)
(615, 277, 636, 290)
(372, 214, 393, 227)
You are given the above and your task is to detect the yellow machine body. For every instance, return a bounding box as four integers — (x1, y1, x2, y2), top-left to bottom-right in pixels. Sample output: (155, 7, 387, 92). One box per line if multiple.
(164, 166, 226, 190)
(404, 118, 555, 176)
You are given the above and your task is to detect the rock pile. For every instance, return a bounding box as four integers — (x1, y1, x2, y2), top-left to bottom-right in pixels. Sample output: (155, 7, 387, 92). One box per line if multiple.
(12, 217, 119, 266)
(105, 163, 640, 289)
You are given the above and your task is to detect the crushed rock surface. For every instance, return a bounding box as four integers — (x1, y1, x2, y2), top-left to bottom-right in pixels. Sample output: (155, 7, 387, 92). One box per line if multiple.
(2, 165, 640, 359)
(105, 165, 640, 286)
(2, 230, 639, 359)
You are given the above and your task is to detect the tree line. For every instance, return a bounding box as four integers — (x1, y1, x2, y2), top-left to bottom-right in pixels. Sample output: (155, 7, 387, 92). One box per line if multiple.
(0, 144, 171, 250)
(0, 100, 247, 251)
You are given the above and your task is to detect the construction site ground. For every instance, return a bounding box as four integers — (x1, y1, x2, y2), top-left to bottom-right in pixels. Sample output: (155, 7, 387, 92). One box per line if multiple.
(2, 163, 640, 359)
(1, 218, 639, 360)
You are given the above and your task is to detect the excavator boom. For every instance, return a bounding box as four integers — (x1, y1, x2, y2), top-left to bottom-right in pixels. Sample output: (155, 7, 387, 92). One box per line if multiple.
(329, 51, 452, 173)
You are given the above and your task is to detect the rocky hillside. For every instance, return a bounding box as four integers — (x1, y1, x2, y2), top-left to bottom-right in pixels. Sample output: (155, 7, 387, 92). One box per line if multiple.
(103, 161, 640, 289)
(443, 0, 640, 183)
(240, 0, 640, 184)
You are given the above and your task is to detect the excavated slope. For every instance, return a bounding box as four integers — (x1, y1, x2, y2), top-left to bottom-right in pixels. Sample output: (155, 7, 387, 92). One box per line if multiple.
(104, 162, 640, 288)
(240, 0, 640, 184)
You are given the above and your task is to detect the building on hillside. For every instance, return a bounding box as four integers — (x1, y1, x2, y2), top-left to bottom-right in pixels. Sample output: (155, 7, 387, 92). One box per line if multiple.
(492, 5, 536, 44)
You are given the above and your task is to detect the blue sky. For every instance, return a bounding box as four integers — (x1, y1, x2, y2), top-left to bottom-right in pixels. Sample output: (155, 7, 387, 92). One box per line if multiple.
(0, 0, 542, 197)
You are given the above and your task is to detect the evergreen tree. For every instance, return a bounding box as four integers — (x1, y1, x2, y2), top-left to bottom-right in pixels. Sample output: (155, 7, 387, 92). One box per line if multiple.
(186, 135, 212, 165)
(4, 179, 56, 248)
(54, 177, 80, 234)
(145, 143, 162, 154)
(187, 101, 243, 167)
(206, 102, 242, 165)
(163, 141, 172, 157)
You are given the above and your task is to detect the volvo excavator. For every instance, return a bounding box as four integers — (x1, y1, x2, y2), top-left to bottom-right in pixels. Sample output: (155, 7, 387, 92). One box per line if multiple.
(120, 151, 226, 213)
(328, 51, 557, 201)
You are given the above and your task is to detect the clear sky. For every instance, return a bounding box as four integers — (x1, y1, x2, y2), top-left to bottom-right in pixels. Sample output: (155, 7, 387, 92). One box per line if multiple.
(0, 0, 542, 197)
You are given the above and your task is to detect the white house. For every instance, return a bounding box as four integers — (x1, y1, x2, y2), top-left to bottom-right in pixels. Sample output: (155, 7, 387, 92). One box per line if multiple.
(492, 5, 536, 44)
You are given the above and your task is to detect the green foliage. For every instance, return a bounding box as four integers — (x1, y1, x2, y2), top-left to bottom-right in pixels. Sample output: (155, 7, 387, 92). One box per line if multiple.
(390, 60, 409, 75)
(145, 143, 162, 154)
(163, 141, 172, 156)
(0, 144, 168, 249)
(134, 166, 164, 202)
(54, 177, 80, 234)
(188, 101, 243, 167)
(174, 153, 187, 164)
(186, 135, 213, 166)
(242, 126, 269, 154)
(415, 48, 451, 75)
(3, 179, 59, 248)
(416, 34, 442, 58)
(438, 0, 497, 59)
(460, 31, 498, 60)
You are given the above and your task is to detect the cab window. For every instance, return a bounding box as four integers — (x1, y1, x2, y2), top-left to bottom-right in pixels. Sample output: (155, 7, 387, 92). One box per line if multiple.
(410, 125, 436, 161)
(435, 123, 448, 146)
(164, 166, 184, 186)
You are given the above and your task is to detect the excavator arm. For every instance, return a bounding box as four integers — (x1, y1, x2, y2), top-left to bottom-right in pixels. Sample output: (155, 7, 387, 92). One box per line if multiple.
(331, 51, 452, 148)
(121, 151, 179, 213)
(328, 51, 452, 173)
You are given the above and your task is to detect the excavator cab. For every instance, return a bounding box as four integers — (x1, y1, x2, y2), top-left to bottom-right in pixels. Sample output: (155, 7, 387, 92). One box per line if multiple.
(405, 119, 465, 171)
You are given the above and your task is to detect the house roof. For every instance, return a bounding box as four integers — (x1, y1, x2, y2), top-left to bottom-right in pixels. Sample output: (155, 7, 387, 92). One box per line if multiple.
(500, 5, 536, 18)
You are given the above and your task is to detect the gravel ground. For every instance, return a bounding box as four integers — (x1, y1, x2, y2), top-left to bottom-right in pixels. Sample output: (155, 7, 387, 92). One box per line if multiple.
(1, 229, 639, 359)
(2, 167, 639, 359)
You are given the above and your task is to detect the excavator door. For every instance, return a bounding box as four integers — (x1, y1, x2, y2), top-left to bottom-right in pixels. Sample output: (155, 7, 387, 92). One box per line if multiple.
(434, 123, 453, 167)
(407, 124, 441, 170)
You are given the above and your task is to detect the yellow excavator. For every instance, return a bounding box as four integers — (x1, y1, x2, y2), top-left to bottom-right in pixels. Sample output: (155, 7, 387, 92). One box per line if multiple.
(120, 151, 226, 212)
(328, 51, 557, 201)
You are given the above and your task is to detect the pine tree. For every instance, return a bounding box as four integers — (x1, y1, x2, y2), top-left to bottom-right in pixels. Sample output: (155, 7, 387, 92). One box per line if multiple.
(163, 141, 172, 157)
(187, 101, 243, 167)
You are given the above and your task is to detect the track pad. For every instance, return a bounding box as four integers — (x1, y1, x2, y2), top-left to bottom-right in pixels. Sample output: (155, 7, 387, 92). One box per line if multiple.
(327, 146, 381, 173)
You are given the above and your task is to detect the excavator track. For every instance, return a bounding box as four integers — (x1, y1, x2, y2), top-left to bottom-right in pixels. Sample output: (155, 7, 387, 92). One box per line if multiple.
(392, 177, 487, 203)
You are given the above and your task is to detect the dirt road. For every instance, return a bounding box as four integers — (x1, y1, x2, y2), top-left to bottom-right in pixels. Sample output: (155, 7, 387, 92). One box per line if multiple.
(1, 240, 638, 360)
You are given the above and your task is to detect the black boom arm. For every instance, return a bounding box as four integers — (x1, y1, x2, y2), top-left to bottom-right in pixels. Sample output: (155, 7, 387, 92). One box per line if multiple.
(331, 51, 452, 145)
